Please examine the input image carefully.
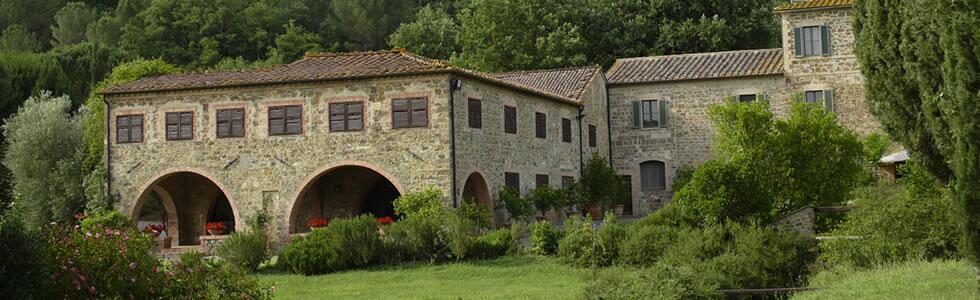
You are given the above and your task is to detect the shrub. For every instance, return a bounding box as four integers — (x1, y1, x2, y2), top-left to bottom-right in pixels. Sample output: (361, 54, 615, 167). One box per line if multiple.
(498, 187, 533, 222)
(457, 200, 492, 229)
(382, 213, 451, 263)
(673, 159, 772, 224)
(79, 208, 132, 232)
(578, 154, 626, 208)
(282, 215, 382, 275)
(0, 215, 49, 298)
(529, 221, 562, 255)
(819, 163, 960, 268)
(557, 213, 623, 267)
(629, 203, 699, 229)
(445, 212, 478, 260)
(215, 230, 269, 271)
(393, 187, 445, 218)
(165, 252, 273, 299)
(528, 185, 565, 216)
(473, 229, 512, 258)
(582, 266, 706, 300)
(618, 224, 681, 267)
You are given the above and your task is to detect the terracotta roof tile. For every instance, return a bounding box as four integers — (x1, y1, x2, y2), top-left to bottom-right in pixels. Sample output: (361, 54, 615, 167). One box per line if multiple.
(774, 0, 853, 12)
(606, 49, 784, 85)
(491, 66, 601, 101)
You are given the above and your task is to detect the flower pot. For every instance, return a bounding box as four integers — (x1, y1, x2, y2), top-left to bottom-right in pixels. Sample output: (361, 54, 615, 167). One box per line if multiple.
(613, 205, 625, 217)
(207, 229, 227, 236)
(160, 237, 172, 249)
(587, 203, 603, 221)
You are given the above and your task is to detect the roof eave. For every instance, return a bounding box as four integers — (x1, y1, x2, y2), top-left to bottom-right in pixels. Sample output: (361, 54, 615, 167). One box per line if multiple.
(606, 73, 785, 86)
(774, 5, 852, 13)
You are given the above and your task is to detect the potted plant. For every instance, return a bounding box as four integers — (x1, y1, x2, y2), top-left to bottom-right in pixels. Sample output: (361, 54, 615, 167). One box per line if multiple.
(375, 216, 394, 225)
(579, 154, 628, 221)
(205, 222, 227, 235)
(144, 224, 165, 237)
(497, 187, 534, 224)
(307, 217, 330, 229)
(529, 185, 562, 222)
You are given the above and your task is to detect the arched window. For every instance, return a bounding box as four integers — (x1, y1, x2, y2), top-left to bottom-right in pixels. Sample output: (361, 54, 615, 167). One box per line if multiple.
(640, 161, 666, 191)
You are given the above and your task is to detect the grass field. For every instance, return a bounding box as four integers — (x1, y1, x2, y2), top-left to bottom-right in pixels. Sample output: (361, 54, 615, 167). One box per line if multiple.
(792, 260, 974, 300)
(259, 256, 586, 299)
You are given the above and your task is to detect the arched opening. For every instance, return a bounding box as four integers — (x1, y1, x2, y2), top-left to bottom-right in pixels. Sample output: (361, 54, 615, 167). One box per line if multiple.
(134, 172, 237, 246)
(290, 165, 402, 233)
(462, 172, 496, 225)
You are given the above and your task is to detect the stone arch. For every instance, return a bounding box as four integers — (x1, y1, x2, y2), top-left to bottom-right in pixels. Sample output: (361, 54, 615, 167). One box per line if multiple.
(461, 172, 492, 209)
(286, 161, 405, 234)
(131, 168, 240, 245)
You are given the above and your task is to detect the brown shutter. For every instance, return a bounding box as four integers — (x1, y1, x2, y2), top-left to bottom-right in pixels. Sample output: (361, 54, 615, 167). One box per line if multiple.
(535, 112, 546, 138)
(535, 174, 549, 188)
(561, 118, 571, 142)
(588, 124, 597, 147)
(116, 116, 129, 143)
(504, 105, 517, 134)
(179, 112, 193, 139)
(329, 103, 346, 131)
(468, 98, 482, 129)
(231, 109, 244, 137)
(504, 172, 520, 191)
(269, 107, 284, 135)
(285, 105, 302, 134)
(347, 103, 363, 131)
(216, 109, 229, 137)
(165, 112, 178, 140)
(392, 99, 408, 128)
(411, 98, 427, 127)
(131, 115, 143, 142)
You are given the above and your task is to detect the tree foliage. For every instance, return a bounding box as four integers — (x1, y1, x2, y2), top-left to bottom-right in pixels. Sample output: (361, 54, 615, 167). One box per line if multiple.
(331, 0, 416, 51)
(0, 24, 42, 53)
(389, 5, 460, 60)
(51, 2, 99, 47)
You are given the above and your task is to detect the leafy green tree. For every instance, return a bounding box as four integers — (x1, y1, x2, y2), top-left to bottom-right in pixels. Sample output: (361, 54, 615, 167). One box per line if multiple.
(51, 2, 100, 47)
(267, 21, 323, 63)
(389, 5, 459, 60)
(330, 0, 415, 51)
(853, 0, 980, 283)
(50, 42, 128, 107)
(0, 25, 42, 53)
(578, 154, 626, 209)
(0, 0, 66, 50)
(674, 160, 771, 223)
(3, 91, 85, 228)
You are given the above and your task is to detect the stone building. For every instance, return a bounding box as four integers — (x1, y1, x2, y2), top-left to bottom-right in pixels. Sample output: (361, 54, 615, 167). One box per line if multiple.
(102, 0, 875, 246)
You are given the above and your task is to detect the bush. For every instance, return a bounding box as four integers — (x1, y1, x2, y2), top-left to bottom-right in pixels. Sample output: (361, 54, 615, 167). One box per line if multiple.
(674, 159, 772, 224)
(629, 204, 699, 229)
(618, 224, 681, 267)
(457, 200, 492, 229)
(528, 185, 565, 216)
(382, 213, 451, 263)
(582, 266, 708, 300)
(393, 188, 445, 218)
(215, 230, 269, 271)
(498, 187, 533, 222)
(79, 208, 132, 232)
(282, 215, 382, 275)
(0, 215, 49, 298)
(578, 154, 627, 208)
(557, 212, 623, 267)
(165, 252, 273, 299)
(445, 212, 478, 260)
(819, 163, 960, 268)
(529, 221, 562, 255)
(472, 229, 512, 259)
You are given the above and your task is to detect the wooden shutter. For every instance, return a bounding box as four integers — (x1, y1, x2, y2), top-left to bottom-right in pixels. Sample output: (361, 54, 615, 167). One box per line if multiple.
(659, 100, 669, 128)
(631, 101, 641, 128)
(347, 103, 363, 131)
(329, 103, 346, 131)
(269, 107, 285, 135)
(588, 124, 597, 147)
(218, 108, 244, 138)
(535, 112, 546, 138)
(535, 174, 549, 188)
(410, 98, 427, 127)
(561, 118, 571, 142)
(468, 98, 482, 129)
(231, 109, 244, 137)
(820, 26, 832, 56)
(392, 99, 409, 128)
(179, 112, 192, 139)
(131, 115, 143, 142)
(504, 172, 520, 191)
(824, 90, 835, 112)
(166, 112, 179, 140)
(285, 105, 302, 134)
(116, 116, 129, 143)
(794, 27, 804, 57)
(504, 106, 517, 134)
(217, 109, 230, 137)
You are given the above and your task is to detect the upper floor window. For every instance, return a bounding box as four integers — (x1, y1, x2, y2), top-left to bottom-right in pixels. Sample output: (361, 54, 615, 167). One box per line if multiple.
(588, 124, 597, 147)
(468, 98, 482, 129)
(535, 112, 547, 138)
(216, 108, 245, 138)
(794, 25, 831, 57)
(504, 105, 517, 134)
(632, 100, 669, 129)
(561, 118, 572, 143)
(392, 98, 428, 128)
(504, 172, 520, 191)
(269, 105, 302, 136)
(804, 90, 835, 112)
(165, 111, 193, 141)
(329, 102, 364, 132)
(116, 114, 143, 144)
(640, 160, 666, 191)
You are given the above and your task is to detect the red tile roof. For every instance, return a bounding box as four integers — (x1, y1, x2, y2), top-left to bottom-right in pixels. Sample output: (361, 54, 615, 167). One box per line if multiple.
(605, 49, 784, 85)
(492, 66, 601, 101)
(774, 0, 853, 12)
(102, 50, 594, 105)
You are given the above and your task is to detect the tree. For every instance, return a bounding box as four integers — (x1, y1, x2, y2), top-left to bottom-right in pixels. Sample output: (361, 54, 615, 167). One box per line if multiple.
(0, 0, 66, 50)
(3, 91, 85, 228)
(578, 154, 626, 209)
(330, 0, 416, 51)
(853, 0, 980, 285)
(389, 5, 459, 60)
(0, 25, 42, 53)
(267, 21, 323, 63)
(51, 2, 100, 47)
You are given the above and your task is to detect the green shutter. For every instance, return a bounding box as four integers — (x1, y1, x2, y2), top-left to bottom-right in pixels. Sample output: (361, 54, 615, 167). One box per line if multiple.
(821, 26, 832, 56)
(794, 27, 804, 57)
(824, 90, 835, 112)
(659, 100, 669, 128)
(632, 101, 641, 128)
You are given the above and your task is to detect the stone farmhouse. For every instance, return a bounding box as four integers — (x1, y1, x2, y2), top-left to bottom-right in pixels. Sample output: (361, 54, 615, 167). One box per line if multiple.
(101, 0, 874, 246)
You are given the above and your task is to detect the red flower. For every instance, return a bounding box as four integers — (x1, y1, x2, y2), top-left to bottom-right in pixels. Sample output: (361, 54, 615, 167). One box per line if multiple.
(205, 222, 226, 231)
(375, 217, 394, 225)
(307, 217, 330, 228)
(143, 224, 165, 235)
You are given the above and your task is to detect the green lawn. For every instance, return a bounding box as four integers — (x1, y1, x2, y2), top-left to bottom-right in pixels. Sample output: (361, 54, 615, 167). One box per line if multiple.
(259, 256, 586, 299)
(792, 260, 974, 300)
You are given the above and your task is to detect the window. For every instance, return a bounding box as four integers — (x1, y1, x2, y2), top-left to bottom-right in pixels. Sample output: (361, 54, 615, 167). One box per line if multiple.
(632, 100, 669, 129)
(561, 118, 572, 143)
(269, 105, 302, 136)
(329, 102, 364, 132)
(535, 112, 546, 138)
(216, 108, 245, 138)
(561, 176, 575, 188)
(392, 98, 428, 128)
(116, 114, 143, 143)
(738, 94, 757, 103)
(468, 98, 482, 129)
(165, 111, 193, 141)
(504, 105, 517, 134)
(794, 25, 831, 57)
(588, 124, 597, 147)
(535, 174, 549, 189)
(804, 90, 835, 112)
(504, 172, 520, 191)
(640, 161, 666, 191)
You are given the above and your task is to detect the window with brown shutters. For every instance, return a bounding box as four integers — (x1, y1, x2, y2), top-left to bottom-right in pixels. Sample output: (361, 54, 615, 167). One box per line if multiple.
(392, 98, 428, 128)
(269, 105, 302, 136)
(561, 176, 575, 188)
(504, 172, 520, 191)
(504, 105, 517, 134)
(116, 114, 143, 144)
(535, 112, 546, 138)
(468, 98, 482, 129)
(329, 102, 364, 132)
(588, 124, 597, 147)
(216, 108, 245, 138)
(561, 118, 571, 143)
(535, 174, 549, 188)
(165, 111, 194, 141)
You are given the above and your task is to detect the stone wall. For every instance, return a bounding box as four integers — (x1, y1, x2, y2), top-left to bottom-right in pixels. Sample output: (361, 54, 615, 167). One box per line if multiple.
(108, 74, 454, 243)
(608, 75, 787, 214)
